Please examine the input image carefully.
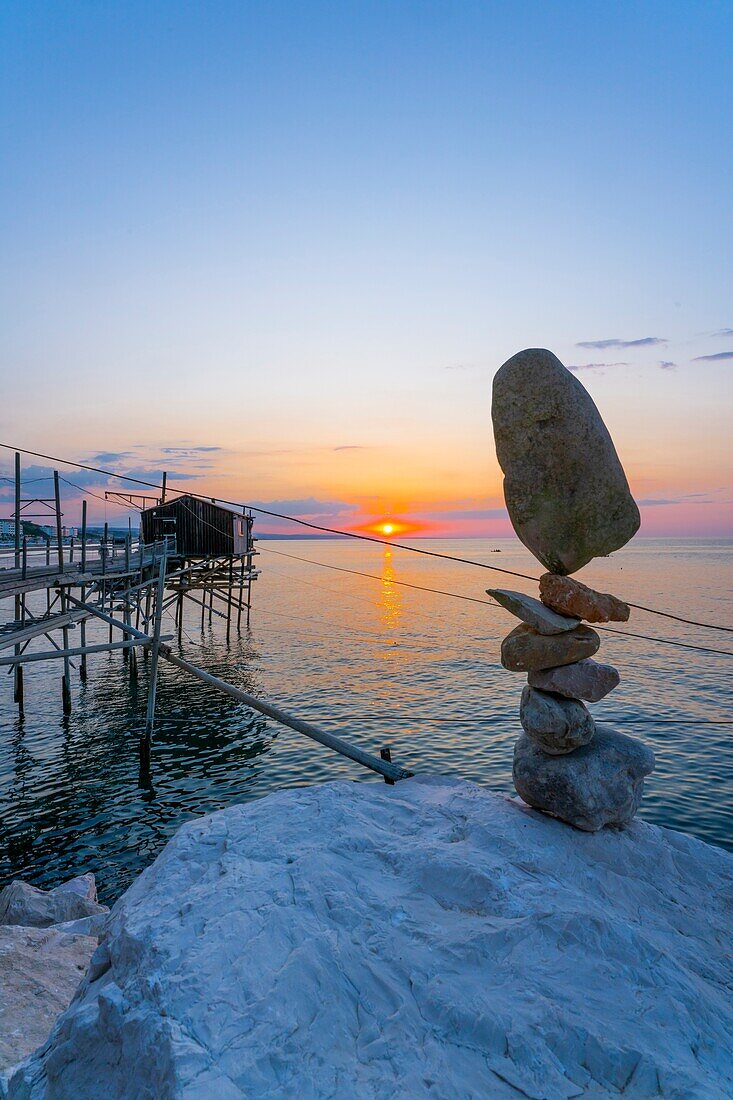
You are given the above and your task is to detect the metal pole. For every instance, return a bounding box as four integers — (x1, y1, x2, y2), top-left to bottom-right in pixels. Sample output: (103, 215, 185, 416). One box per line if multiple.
(79, 502, 88, 681)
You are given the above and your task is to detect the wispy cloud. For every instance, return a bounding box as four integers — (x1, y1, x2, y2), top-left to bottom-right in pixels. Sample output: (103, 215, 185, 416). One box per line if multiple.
(709, 328, 733, 337)
(693, 351, 733, 362)
(88, 451, 132, 465)
(638, 492, 716, 507)
(659, 361, 677, 370)
(160, 446, 223, 455)
(251, 498, 359, 516)
(567, 362, 629, 373)
(576, 337, 666, 349)
(424, 507, 507, 520)
(333, 445, 367, 452)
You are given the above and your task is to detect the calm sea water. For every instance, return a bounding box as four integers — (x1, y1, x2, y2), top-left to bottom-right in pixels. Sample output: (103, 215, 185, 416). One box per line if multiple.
(1, 537, 731, 904)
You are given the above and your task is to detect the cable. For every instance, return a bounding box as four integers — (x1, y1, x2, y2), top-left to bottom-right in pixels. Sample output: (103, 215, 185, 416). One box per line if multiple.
(58, 477, 133, 511)
(259, 545, 733, 658)
(259, 545, 496, 607)
(624, 601, 733, 633)
(4, 441, 733, 634)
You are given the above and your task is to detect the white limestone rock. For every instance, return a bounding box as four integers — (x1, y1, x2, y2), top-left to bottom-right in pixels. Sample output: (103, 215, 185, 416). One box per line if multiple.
(9, 779, 733, 1099)
(0, 878, 107, 930)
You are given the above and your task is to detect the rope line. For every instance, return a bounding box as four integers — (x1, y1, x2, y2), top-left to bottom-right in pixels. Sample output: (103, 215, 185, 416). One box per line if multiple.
(259, 546, 733, 658)
(259, 545, 496, 606)
(3, 441, 732, 634)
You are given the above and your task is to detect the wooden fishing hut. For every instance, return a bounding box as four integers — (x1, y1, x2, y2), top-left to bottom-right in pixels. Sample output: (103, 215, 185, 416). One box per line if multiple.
(140, 494, 258, 643)
(141, 495, 253, 557)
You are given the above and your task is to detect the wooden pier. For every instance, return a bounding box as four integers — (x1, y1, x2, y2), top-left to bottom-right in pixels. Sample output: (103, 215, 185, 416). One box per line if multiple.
(1, 451, 410, 784)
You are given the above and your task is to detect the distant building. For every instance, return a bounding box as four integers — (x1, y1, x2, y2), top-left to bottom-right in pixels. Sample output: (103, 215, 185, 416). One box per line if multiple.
(0, 518, 17, 538)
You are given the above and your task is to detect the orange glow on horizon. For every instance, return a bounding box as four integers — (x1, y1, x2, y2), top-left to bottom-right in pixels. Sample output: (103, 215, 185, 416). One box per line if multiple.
(357, 517, 425, 539)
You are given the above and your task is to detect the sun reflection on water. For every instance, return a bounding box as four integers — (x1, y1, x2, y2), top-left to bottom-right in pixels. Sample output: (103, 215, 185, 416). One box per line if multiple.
(379, 547, 402, 634)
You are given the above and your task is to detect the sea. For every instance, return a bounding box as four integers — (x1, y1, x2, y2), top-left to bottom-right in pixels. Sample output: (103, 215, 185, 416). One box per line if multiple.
(1, 537, 731, 905)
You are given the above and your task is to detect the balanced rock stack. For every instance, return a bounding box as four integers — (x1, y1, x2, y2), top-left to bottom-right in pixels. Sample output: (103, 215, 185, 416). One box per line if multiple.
(490, 348, 655, 831)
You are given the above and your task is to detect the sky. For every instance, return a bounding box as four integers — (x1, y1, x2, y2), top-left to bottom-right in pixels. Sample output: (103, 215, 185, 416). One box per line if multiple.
(1, 1, 732, 537)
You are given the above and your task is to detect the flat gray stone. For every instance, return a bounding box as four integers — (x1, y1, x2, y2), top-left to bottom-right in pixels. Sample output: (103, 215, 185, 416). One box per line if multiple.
(492, 349, 641, 574)
(487, 588, 579, 634)
(513, 724, 655, 831)
(501, 623, 600, 672)
(0, 879, 108, 930)
(520, 686, 595, 754)
(529, 659, 620, 702)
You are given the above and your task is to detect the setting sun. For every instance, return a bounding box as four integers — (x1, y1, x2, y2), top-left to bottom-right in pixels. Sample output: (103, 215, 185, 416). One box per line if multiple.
(380, 523, 395, 536)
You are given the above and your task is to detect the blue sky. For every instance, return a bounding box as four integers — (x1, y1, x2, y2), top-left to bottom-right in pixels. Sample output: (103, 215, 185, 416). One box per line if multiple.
(1, 1, 731, 534)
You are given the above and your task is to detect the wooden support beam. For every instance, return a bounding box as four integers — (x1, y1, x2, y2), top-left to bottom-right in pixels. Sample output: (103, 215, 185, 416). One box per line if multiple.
(0, 636, 168, 667)
(144, 555, 167, 746)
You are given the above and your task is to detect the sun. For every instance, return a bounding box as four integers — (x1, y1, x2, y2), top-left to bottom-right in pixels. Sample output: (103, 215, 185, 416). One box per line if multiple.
(380, 522, 395, 536)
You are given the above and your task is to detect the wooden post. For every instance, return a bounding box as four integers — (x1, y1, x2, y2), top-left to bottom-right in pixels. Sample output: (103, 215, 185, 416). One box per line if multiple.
(237, 557, 245, 631)
(380, 747, 395, 785)
(54, 471, 71, 714)
(79, 500, 88, 681)
(13, 452, 24, 713)
(161, 471, 167, 504)
(53, 472, 64, 573)
(226, 558, 234, 643)
(143, 553, 167, 750)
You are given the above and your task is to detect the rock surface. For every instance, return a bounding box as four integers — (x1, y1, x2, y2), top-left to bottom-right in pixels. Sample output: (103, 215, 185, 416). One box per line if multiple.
(9, 778, 733, 1099)
(0, 926, 96, 1076)
(487, 587, 579, 634)
(519, 686, 595, 754)
(540, 573, 631, 623)
(501, 622, 600, 672)
(492, 349, 641, 574)
(0, 880, 108, 929)
(529, 658, 620, 702)
(513, 725, 655, 831)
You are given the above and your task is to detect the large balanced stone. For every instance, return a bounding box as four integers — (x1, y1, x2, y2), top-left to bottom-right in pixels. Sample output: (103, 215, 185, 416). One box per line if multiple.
(520, 686, 595, 754)
(492, 349, 641, 574)
(487, 588, 579, 634)
(501, 623, 600, 672)
(529, 658, 620, 702)
(513, 724, 655, 831)
(540, 573, 630, 623)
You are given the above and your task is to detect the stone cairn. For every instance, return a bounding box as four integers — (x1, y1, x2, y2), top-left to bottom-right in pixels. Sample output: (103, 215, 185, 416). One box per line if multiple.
(489, 348, 655, 831)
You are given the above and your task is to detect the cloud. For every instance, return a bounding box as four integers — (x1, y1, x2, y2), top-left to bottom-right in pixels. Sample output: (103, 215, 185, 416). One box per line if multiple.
(333, 445, 367, 452)
(88, 451, 132, 465)
(424, 507, 507, 520)
(160, 446, 223, 455)
(710, 328, 733, 337)
(251, 498, 359, 516)
(638, 493, 715, 507)
(693, 351, 733, 361)
(567, 362, 629, 373)
(659, 361, 677, 370)
(576, 337, 666, 349)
